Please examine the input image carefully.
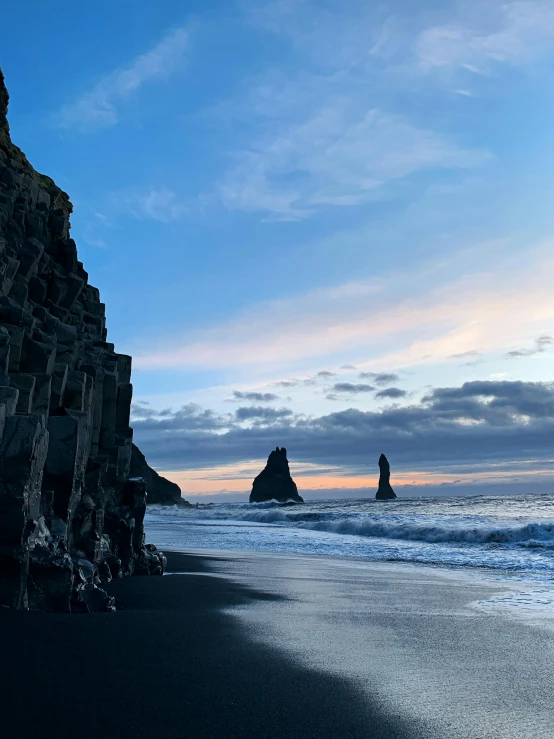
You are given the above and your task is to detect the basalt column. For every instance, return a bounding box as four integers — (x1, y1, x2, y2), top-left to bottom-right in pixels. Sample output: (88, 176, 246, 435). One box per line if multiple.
(0, 69, 165, 612)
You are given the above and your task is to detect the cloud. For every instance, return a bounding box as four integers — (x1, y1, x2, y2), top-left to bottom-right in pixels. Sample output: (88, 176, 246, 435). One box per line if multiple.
(317, 370, 336, 378)
(131, 402, 229, 431)
(131, 401, 158, 419)
(217, 1, 554, 224)
(115, 188, 188, 223)
(359, 372, 400, 385)
(130, 243, 554, 373)
(330, 383, 375, 394)
(219, 106, 487, 220)
(230, 391, 281, 402)
(375, 387, 407, 400)
(505, 335, 554, 358)
(235, 406, 293, 422)
(54, 27, 188, 131)
(132, 380, 554, 479)
(325, 382, 375, 401)
(273, 379, 300, 388)
(449, 350, 481, 359)
(422, 380, 554, 422)
(245, 0, 554, 84)
(214, 1, 498, 221)
(80, 212, 111, 249)
(416, 1, 554, 74)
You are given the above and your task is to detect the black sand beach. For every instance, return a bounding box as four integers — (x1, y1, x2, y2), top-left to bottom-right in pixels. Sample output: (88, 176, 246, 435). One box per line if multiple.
(2, 550, 554, 739)
(0, 552, 422, 739)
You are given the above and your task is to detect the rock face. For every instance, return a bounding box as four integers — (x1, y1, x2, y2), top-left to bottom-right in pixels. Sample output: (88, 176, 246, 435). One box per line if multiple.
(129, 443, 190, 506)
(0, 70, 166, 612)
(250, 447, 304, 503)
(375, 453, 396, 500)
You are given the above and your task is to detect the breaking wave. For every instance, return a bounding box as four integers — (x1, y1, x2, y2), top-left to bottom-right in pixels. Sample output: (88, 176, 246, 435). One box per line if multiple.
(299, 518, 554, 547)
(148, 501, 554, 549)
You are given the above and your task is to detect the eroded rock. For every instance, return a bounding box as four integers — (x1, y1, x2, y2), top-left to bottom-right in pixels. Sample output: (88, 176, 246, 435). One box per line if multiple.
(250, 447, 304, 504)
(129, 443, 190, 506)
(375, 453, 397, 500)
(0, 69, 166, 612)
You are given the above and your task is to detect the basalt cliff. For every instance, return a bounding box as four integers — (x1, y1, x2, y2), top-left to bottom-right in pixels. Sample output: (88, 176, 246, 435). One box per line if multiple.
(0, 70, 168, 612)
(250, 447, 304, 504)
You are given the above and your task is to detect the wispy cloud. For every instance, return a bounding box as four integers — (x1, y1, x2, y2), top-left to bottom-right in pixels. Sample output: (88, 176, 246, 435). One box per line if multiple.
(246, 1, 554, 79)
(416, 1, 554, 74)
(359, 372, 400, 386)
(505, 335, 554, 358)
(215, 2, 504, 221)
(449, 349, 481, 359)
(247, 0, 554, 75)
(54, 27, 188, 132)
(79, 212, 111, 249)
(114, 187, 188, 222)
(129, 242, 554, 374)
(214, 1, 554, 221)
(220, 105, 487, 220)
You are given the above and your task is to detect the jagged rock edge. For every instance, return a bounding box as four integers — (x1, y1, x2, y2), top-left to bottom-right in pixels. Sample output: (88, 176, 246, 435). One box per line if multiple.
(0, 69, 167, 612)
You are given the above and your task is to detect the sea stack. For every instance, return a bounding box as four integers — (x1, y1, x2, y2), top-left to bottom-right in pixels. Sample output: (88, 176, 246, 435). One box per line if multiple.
(375, 453, 397, 500)
(250, 447, 304, 503)
(0, 70, 166, 612)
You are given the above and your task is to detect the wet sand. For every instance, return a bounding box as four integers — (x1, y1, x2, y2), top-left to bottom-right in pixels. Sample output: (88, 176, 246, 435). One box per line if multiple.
(1, 550, 553, 738)
(0, 551, 422, 739)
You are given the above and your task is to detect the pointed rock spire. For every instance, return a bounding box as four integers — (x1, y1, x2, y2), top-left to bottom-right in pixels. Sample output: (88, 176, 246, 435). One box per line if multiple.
(376, 453, 397, 500)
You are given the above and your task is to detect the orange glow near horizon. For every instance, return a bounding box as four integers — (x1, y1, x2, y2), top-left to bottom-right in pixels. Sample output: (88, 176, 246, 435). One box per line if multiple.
(157, 463, 554, 495)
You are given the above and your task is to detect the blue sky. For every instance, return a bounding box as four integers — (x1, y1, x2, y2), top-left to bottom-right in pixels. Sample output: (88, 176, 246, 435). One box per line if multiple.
(3, 0, 554, 499)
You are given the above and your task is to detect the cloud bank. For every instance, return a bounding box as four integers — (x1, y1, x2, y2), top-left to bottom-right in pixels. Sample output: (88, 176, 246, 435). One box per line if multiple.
(132, 381, 554, 489)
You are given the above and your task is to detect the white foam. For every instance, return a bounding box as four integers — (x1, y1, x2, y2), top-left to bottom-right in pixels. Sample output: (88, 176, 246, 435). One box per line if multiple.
(145, 494, 554, 585)
(473, 587, 554, 630)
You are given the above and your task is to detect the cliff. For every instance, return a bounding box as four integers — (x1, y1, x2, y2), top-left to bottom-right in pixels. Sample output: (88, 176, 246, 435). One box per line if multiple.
(0, 70, 166, 611)
(130, 443, 190, 506)
(250, 447, 304, 503)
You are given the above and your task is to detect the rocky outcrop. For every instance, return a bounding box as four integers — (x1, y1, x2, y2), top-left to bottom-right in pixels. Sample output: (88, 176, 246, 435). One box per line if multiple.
(375, 453, 396, 500)
(130, 443, 190, 506)
(0, 70, 166, 612)
(250, 447, 304, 503)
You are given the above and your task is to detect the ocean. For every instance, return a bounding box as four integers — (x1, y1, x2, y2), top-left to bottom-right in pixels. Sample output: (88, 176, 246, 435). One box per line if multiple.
(145, 493, 554, 586)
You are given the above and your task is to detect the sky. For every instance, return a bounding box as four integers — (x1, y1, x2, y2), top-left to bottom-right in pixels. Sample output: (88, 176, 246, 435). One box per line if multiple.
(2, 0, 554, 501)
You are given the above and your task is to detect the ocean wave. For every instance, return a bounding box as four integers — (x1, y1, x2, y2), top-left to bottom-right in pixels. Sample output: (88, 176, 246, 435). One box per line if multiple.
(298, 519, 554, 546)
(147, 503, 554, 548)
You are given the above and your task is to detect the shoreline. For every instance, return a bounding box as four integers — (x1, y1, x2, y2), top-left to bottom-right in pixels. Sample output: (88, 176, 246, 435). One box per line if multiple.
(2, 548, 553, 738)
(0, 551, 422, 739)
(144, 495, 554, 587)
(166, 548, 554, 738)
